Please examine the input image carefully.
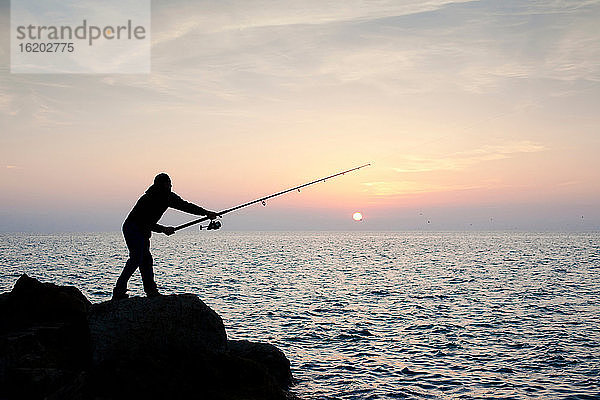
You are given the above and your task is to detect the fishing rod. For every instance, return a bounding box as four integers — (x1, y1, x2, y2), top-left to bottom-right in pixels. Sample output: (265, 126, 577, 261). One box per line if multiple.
(174, 163, 371, 232)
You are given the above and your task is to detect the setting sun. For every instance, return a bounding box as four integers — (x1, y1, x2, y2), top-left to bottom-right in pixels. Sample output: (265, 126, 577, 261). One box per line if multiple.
(353, 212, 363, 221)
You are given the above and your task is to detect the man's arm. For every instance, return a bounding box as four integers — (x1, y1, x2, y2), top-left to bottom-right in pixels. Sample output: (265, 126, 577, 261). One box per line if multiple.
(152, 224, 167, 233)
(152, 224, 174, 235)
(169, 192, 216, 218)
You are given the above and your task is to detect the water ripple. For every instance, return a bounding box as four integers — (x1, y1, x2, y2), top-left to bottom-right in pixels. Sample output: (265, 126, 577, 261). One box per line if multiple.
(1, 231, 600, 399)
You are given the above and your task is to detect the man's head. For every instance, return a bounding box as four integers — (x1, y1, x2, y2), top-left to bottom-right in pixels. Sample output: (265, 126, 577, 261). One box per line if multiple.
(154, 173, 172, 191)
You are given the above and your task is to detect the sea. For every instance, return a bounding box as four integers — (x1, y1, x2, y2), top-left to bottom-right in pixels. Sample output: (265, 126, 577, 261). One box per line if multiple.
(1, 231, 599, 399)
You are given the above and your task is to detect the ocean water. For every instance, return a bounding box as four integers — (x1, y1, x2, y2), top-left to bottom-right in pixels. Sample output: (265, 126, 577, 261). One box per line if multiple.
(1, 231, 599, 399)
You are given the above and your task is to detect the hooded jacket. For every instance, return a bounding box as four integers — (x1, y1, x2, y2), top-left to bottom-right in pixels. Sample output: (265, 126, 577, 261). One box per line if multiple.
(125, 184, 207, 236)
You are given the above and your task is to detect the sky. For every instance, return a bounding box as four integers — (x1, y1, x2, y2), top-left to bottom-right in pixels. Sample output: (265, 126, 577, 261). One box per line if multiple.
(1, 0, 599, 231)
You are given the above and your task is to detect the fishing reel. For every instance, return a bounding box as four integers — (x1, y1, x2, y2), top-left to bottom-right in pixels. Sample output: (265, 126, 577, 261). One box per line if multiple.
(199, 219, 222, 230)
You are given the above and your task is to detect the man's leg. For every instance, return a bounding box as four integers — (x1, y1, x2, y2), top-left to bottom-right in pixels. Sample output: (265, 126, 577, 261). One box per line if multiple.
(113, 257, 138, 298)
(139, 241, 160, 296)
(113, 222, 145, 299)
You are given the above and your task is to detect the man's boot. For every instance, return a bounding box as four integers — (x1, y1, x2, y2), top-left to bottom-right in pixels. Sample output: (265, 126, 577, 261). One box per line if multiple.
(146, 289, 162, 298)
(112, 288, 129, 301)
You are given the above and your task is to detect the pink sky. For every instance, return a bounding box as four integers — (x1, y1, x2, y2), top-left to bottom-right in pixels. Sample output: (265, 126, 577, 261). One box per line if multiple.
(1, 0, 599, 231)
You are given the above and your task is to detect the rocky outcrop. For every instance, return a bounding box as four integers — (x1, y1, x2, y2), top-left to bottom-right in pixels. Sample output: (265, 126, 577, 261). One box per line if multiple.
(0, 274, 296, 400)
(88, 294, 227, 365)
(0, 274, 91, 331)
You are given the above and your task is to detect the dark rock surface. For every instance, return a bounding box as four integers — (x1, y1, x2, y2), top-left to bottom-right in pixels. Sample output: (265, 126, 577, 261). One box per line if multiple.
(89, 294, 227, 365)
(0, 274, 296, 400)
(229, 340, 294, 389)
(0, 275, 91, 400)
(1, 274, 91, 332)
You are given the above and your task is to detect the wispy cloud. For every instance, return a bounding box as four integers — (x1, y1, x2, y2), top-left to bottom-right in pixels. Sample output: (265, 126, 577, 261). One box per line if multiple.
(152, 0, 478, 44)
(362, 180, 486, 196)
(393, 141, 547, 173)
(144, 0, 600, 106)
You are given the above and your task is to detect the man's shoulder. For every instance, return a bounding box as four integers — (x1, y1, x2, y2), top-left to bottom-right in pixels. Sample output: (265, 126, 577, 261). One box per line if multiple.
(169, 191, 184, 202)
(136, 189, 169, 206)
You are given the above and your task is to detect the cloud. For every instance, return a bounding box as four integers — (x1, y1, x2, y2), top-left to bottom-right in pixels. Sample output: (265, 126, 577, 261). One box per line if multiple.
(152, 0, 478, 44)
(2, 1, 599, 132)
(142, 0, 486, 103)
(362, 180, 486, 196)
(10, 0, 588, 117)
(393, 141, 546, 173)
(145, 0, 600, 105)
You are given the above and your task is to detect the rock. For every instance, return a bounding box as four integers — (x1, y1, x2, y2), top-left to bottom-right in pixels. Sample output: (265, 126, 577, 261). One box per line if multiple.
(0, 274, 91, 399)
(1, 274, 91, 333)
(88, 294, 227, 366)
(88, 346, 290, 400)
(229, 340, 294, 389)
(0, 274, 296, 400)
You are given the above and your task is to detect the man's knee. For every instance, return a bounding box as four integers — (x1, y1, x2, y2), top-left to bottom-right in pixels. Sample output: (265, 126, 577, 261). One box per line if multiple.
(144, 251, 153, 265)
(128, 251, 145, 266)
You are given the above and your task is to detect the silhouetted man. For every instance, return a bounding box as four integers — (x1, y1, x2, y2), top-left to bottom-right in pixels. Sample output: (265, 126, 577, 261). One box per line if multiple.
(112, 173, 216, 300)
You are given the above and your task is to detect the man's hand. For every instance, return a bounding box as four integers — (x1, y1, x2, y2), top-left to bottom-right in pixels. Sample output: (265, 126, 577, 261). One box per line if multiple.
(205, 210, 219, 220)
(164, 226, 175, 236)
